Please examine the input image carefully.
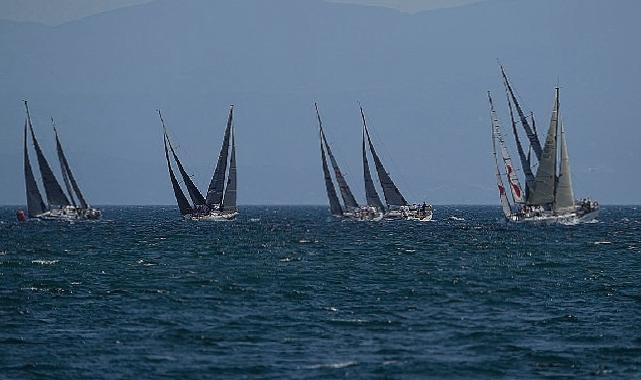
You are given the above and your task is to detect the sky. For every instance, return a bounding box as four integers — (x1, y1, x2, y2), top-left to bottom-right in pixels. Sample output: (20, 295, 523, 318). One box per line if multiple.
(0, 0, 484, 24)
(1, 0, 639, 206)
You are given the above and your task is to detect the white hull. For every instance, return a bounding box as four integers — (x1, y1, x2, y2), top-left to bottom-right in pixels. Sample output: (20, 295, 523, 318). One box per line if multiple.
(509, 208, 600, 225)
(188, 211, 238, 221)
(36, 206, 101, 221)
(384, 205, 433, 222)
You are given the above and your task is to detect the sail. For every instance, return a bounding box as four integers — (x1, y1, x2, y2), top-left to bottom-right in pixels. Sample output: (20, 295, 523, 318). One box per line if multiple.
(25, 104, 70, 207)
(501, 65, 543, 159)
(362, 129, 385, 212)
(222, 126, 237, 212)
(492, 123, 512, 218)
(167, 139, 206, 207)
(164, 134, 192, 216)
(23, 120, 47, 217)
(54, 126, 89, 209)
(315, 104, 359, 210)
(206, 105, 233, 207)
(554, 120, 575, 212)
(528, 88, 560, 206)
(362, 107, 407, 207)
(506, 90, 535, 193)
(488, 93, 525, 204)
(320, 131, 343, 216)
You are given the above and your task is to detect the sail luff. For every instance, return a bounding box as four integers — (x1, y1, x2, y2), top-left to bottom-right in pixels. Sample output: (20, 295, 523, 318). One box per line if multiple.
(505, 88, 535, 193)
(489, 93, 525, 204)
(314, 104, 359, 209)
(25, 102, 70, 207)
(54, 125, 90, 209)
(501, 65, 543, 159)
(222, 126, 237, 212)
(360, 114, 385, 212)
(528, 88, 560, 206)
(164, 134, 192, 216)
(24, 120, 47, 217)
(554, 120, 575, 212)
(206, 105, 233, 207)
(362, 107, 407, 207)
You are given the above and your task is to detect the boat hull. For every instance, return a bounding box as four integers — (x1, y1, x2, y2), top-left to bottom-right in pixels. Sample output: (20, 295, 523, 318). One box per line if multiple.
(188, 211, 238, 221)
(509, 208, 600, 225)
(36, 206, 102, 221)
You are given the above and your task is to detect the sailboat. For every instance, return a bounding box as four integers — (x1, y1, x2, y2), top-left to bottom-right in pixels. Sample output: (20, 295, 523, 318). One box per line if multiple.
(161, 106, 238, 221)
(22, 101, 101, 220)
(490, 69, 599, 224)
(359, 106, 433, 221)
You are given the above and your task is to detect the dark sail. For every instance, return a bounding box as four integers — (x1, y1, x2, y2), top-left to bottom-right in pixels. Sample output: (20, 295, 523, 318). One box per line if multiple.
(320, 132, 343, 216)
(164, 134, 192, 216)
(361, 107, 408, 207)
(505, 90, 535, 193)
(25, 102, 70, 207)
(23, 120, 47, 217)
(314, 104, 358, 209)
(360, 116, 385, 212)
(54, 125, 89, 209)
(206, 105, 233, 207)
(500, 65, 543, 160)
(222, 126, 237, 212)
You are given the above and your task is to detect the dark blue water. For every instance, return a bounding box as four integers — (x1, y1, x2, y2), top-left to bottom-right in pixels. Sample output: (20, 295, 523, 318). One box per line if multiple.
(1, 206, 640, 379)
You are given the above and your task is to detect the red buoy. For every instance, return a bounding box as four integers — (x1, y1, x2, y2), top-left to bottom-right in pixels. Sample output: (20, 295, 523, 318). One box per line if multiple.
(16, 209, 27, 222)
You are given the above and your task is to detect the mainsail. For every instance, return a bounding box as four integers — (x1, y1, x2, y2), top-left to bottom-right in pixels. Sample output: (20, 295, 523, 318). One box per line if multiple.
(505, 89, 535, 194)
(315, 104, 359, 210)
(501, 65, 543, 159)
(164, 133, 192, 216)
(320, 131, 343, 216)
(222, 126, 237, 212)
(492, 118, 512, 218)
(359, 109, 385, 212)
(158, 111, 206, 207)
(361, 107, 408, 207)
(488, 92, 525, 204)
(206, 105, 233, 207)
(54, 125, 89, 209)
(528, 88, 560, 206)
(554, 120, 575, 212)
(23, 120, 47, 217)
(25, 102, 70, 208)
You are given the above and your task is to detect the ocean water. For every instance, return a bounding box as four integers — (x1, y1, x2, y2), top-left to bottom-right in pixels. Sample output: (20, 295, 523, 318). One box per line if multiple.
(1, 205, 640, 379)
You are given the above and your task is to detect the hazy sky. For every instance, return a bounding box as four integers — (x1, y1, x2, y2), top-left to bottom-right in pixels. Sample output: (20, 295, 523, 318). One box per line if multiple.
(0, 0, 484, 25)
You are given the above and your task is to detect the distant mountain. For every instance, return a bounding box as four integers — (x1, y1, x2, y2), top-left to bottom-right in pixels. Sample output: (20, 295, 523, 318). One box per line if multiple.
(1, 0, 639, 205)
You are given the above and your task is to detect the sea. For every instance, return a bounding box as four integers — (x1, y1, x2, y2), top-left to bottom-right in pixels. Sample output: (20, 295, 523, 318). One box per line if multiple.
(1, 205, 640, 379)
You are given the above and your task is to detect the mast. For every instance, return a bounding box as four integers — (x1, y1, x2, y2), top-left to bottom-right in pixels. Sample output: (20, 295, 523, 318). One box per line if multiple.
(554, 105, 575, 212)
(528, 88, 560, 207)
(24, 101, 70, 208)
(488, 92, 525, 204)
(222, 125, 237, 212)
(53, 120, 90, 209)
(320, 129, 343, 216)
(23, 119, 47, 217)
(206, 105, 233, 208)
(158, 110, 206, 207)
(361, 107, 408, 207)
(360, 109, 385, 212)
(315, 104, 359, 210)
(500, 65, 543, 159)
(163, 133, 192, 215)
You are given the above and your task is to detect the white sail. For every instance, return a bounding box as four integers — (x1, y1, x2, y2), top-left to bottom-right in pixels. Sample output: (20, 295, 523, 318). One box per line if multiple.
(554, 120, 575, 213)
(492, 117, 512, 218)
(528, 88, 559, 206)
(489, 93, 525, 204)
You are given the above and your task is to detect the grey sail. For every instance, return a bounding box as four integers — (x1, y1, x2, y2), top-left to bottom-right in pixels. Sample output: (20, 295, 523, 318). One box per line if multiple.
(360, 115, 385, 212)
(25, 103, 70, 207)
(554, 120, 575, 212)
(222, 126, 237, 212)
(505, 90, 535, 194)
(501, 65, 543, 160)
(362, 107, 407, 207)
(24, 120, 47, 217)
(320, 131, 343, 216)
(315, 104, 359, 210)
(206, 105, 233, 207)
(528, 88, 560, 206)
(54, 126, 89, 209)
(164, 134, 192, 216)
